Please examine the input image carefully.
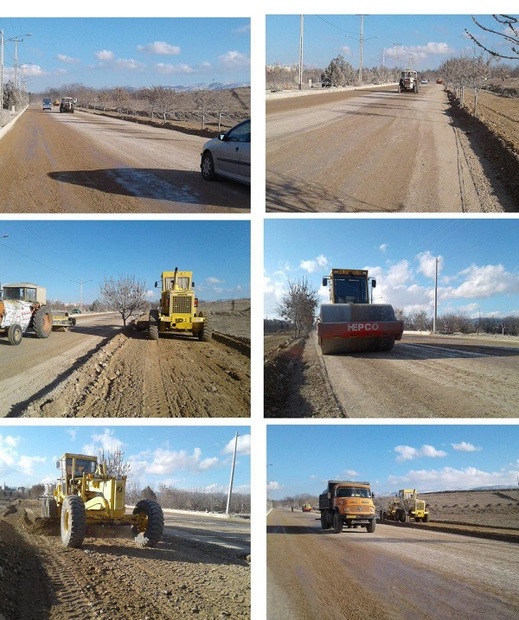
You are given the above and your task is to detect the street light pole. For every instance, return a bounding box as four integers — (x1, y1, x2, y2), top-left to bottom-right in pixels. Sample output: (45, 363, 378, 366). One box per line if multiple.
(225, 432, 239, 516)
(9, 34, 31, 91)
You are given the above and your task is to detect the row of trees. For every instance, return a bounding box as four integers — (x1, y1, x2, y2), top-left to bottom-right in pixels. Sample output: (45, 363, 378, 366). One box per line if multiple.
(32, 83, 250, 130)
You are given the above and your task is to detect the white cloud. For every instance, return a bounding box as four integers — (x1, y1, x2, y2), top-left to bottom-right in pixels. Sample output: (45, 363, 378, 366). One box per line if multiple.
(20, 64, 44, 77)
(379, 243, 388, 253)
(441, 264, 519, 300)
(83, 428, 124, 456)
(57, 54, 80, 64)
(451, 441, 481, 452)
(394, 444, 448, 462)
(218, 50, 250, 69)
(155, 62, 195, 75)
(137, 41, 181, 55)
(95, 50, 115, 61)
(417, 251, 442, 279)
(267, 481, 281, 490)
(115, 58, 145, 71)
(142, 447, 220, 475)
(388, 466, 515, 491)
(300, 254, 329, 273)
(223, 433, 251, 456)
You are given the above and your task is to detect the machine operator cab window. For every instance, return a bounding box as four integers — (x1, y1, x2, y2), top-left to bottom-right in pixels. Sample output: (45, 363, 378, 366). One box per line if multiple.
(333, 277, 369, 304)
(164, 276, 191, 291)
(64, 458, 97, 477)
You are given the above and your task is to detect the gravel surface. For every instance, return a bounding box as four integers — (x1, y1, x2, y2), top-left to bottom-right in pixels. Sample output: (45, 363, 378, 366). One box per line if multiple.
(266, 84, 517, 212)
(264, 331, 519, 418)
(267, 508, 519, 620)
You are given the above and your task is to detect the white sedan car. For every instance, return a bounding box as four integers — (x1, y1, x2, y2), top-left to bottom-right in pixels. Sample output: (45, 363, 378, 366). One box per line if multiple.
(200, 119, 250, 185)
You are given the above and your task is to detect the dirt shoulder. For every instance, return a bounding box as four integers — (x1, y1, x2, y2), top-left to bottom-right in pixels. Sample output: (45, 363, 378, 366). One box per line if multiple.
(0, 500, 250, 620)
(264, 332, 342, 418)
(19, 300, 250, 418)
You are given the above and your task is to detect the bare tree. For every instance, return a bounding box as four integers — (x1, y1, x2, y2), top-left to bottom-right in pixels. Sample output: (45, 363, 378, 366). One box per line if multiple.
(100, 274, 148, 326)
(145, 85, 175, 124)
(98, 447, 131, 478)
(277, 277, 320, 338)
(465, 15, 519, 61)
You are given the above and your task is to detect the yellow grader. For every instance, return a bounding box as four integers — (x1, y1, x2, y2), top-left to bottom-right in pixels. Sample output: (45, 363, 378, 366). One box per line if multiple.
(381, 489, 430, 523)
(41, 453, 164, 548)
(317, 268, 404, 354)
(148, 268, 212, 342)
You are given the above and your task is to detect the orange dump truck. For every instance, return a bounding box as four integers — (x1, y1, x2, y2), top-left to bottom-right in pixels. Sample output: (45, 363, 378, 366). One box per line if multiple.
(319, 480, 376, 533)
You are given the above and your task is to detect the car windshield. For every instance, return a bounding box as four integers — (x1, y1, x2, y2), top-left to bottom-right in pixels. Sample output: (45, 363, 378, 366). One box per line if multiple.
(226, 121, 250, 143)
(337, 487, 371, 498)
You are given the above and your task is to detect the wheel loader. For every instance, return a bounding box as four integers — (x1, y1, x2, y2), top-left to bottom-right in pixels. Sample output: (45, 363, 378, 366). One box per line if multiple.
(41, 453, 164, 548)
(148, 268, 212, 342)
(381, 489, 430, 523)
(0, 282, 76, 344)
(317, 269, 404, 354)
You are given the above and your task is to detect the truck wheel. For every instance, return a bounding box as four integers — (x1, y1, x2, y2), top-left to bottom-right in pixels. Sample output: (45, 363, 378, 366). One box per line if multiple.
(33, 307, 53, 338)
(201, 151, 217, 181)
(320, 513, 331, 529)
(61, 495, 86, 548)
(366, 518, 376, 533)
(132, 499, 164, 547)
(7, 324, 23, 345)
(332, 513, 343, 533)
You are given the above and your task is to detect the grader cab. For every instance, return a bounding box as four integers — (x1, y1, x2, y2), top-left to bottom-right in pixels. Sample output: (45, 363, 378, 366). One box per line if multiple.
(41, 453, 164, 548)
(148, 268, 212, 342)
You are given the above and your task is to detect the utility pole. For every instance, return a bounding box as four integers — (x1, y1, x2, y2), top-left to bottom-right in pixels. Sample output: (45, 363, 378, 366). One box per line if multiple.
(225, 432, 239, 516)
(0, 30, 4, 112)
(358, 15, 365, 85)
(433, 257, 439, 333)
(298, 15, 304, 90)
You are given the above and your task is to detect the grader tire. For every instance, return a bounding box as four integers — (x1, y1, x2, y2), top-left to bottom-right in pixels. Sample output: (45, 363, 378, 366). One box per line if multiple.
(132, 499, 164, 547)
(199, 316, 213, 342)
(41, 496, 58, 519)
(33, 307, 53, 338)
(7, 324, 23, 345)
(148, 309, 159, 340)
(61, 495, 86, 548)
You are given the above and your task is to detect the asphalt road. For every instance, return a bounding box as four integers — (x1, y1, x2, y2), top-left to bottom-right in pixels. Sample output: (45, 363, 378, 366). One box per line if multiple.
(266, 84, 512, 212)
(0, 106, 249, 213)
(0, 312, 121, 416)
(267, 509, 519, 620)
(317, 332, 519, 417)
(162, 510, 251, 554)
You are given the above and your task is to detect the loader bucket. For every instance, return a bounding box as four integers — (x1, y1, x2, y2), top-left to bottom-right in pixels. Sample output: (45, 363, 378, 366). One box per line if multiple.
(318, 303, 404, 355)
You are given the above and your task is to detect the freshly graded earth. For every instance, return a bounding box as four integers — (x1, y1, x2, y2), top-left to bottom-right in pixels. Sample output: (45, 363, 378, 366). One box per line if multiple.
(0, 500, 250, 620)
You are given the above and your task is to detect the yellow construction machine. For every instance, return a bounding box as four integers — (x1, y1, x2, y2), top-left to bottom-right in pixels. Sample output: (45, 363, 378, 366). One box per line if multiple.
(317, 268, 404, 354)
(148, 268, 212, 341)
(381, 489, 430, 523)
(41, 453, 164, 548)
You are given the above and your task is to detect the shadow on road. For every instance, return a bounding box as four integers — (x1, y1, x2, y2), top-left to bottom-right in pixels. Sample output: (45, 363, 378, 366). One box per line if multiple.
(48, 168, 250, 210)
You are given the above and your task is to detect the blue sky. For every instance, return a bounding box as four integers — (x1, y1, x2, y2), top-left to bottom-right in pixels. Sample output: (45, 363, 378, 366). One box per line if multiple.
(267, 14, 519, 71)
(1, 17, 250, 91)
(0, 424, 250, 492)
(264, 218, 519, 320)
(0, 220, 250, 304)
(267, 424, 519, 498)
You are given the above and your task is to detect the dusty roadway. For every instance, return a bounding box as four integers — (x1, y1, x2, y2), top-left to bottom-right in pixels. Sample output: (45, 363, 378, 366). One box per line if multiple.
(0, 313, 121, 417)
(318, 331, 519, 417)
(267, 509, 519, 620)
(266, 84, 513, 212)
(17, 329, 250, 418)
(0, 106, 249, 213)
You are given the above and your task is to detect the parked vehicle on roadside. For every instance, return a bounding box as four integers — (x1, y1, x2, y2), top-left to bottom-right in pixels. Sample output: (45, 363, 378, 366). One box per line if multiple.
(200, 119, 250, 185)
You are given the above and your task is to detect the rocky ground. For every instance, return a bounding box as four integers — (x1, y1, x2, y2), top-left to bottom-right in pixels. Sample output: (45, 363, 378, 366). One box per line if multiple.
(0, 499, 250, 620)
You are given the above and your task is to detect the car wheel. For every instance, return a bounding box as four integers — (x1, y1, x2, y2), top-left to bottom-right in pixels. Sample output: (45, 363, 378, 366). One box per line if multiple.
(201, 151, 217, 181)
